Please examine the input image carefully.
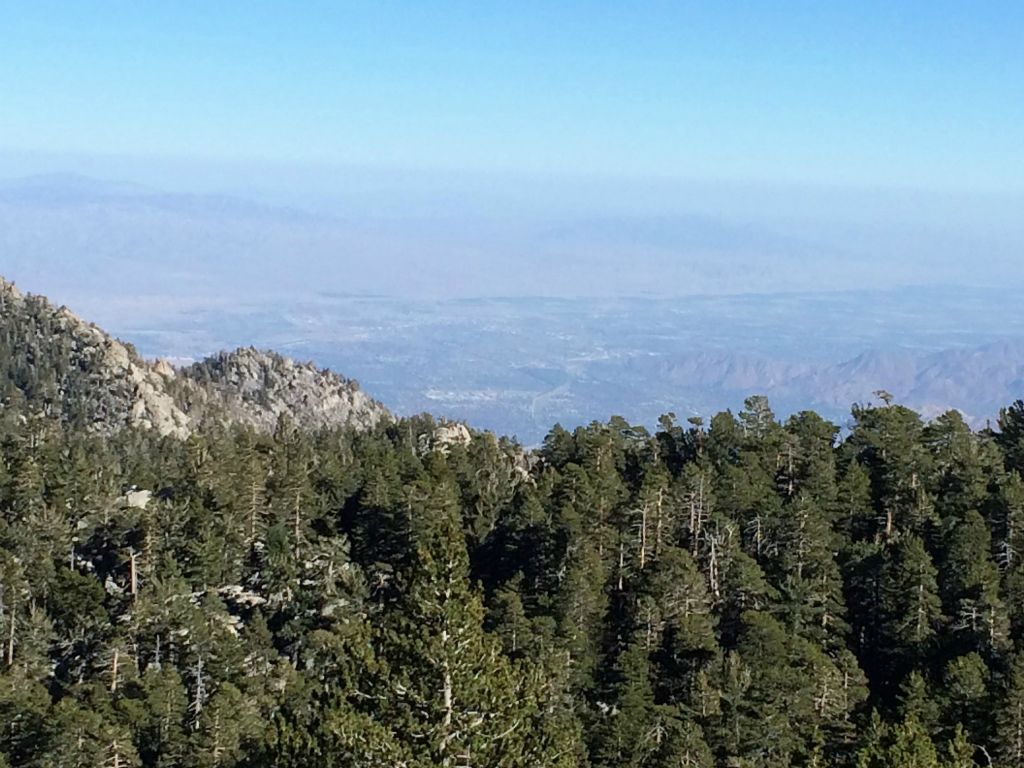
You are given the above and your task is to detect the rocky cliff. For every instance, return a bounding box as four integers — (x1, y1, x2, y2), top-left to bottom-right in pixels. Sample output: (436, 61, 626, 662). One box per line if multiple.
(0, 277, 389, 437)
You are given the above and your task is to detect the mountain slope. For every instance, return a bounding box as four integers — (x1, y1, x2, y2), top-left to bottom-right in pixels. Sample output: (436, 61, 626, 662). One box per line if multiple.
(0, 277, 388, 436)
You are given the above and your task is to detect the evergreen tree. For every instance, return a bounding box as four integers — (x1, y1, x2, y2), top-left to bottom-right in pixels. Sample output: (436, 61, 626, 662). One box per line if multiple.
(876, 534, 944, 686)
(995, 653, 1024, 768)
(941, 509, 1009, 656)
(377, 472, 580, 767)
(855, 714, 940, 768)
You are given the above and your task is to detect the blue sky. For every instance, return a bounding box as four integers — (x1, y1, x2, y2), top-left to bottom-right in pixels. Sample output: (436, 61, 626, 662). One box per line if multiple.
(2, 2, 1022, 192)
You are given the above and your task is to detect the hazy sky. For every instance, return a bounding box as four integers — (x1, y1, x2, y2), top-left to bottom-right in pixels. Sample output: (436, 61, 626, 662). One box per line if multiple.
(3, 2, 1023, 193)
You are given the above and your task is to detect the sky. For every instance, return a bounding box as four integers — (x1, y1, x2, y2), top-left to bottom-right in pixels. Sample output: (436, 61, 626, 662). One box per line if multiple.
(2, 1, 1023, 193)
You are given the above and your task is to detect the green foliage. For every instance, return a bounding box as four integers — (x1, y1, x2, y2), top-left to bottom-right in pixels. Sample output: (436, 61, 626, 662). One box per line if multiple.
(6, 309, 1024, 767)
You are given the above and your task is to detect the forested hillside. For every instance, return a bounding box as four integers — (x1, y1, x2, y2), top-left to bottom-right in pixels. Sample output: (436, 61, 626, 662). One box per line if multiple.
(4, 284, 1024, 766)
(0, 278, 387, 438)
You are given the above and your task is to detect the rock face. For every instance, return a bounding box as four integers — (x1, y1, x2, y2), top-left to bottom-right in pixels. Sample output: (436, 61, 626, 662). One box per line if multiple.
(420, 419, 473, 455)
(177, 347, 387, 433)
(0, 277, 389, 437)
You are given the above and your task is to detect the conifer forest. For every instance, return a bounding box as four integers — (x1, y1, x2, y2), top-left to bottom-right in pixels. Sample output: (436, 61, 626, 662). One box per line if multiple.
(5, 291, 1024, 767)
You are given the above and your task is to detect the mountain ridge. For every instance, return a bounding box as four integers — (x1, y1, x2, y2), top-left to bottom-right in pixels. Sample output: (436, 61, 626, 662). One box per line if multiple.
(0, 277, 389, 437)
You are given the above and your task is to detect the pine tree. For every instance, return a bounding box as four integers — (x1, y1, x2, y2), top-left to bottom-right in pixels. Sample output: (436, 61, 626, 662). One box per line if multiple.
(590, 642, 657, 768)
(855, 713, 940, 768)
(941, 510, 1009, 656)
(939, 653, 989, 746)
(0, 666, 50, 766)
(767, 491, 847, 649)
(639, 546, 718, 708)
(995, 653, 1024, 768)
(137, 665, 190, 768)
(923, 411, 990, 522)
(943, 724, 976, 768)
(377, 472, 581, 767)
(845, 404, 934, 540)
(877, 534, 945, 680)
(719, 610, 855, 767)
(191, 683, 260, 767)
(41, 698, 142, 768)
(898, 671, 941, 736)
(997, 400, 1024, 475)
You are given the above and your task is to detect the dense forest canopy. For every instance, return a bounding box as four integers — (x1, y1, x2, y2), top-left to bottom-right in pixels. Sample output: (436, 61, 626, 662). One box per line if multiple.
(4, 287, 1024, 766)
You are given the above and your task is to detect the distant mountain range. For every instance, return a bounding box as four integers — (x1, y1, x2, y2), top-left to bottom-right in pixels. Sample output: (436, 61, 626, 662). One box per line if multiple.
(639, 343, 1024, 426)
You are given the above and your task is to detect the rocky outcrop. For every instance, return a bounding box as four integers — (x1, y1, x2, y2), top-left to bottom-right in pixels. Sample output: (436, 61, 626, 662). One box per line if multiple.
(0, 277, 389, 437)
(430, 420, 473, 452)
(177, 347, 387, 433)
